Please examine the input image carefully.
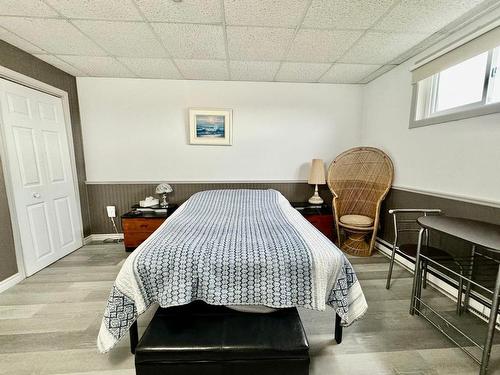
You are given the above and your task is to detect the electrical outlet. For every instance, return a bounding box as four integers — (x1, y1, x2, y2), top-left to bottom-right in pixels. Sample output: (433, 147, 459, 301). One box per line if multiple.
(106, 205, 116, 218)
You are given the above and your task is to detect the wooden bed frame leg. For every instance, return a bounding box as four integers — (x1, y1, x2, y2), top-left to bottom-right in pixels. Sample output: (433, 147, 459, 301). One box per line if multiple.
(130, 320, 138, 354)
(335, 313, 343, 344)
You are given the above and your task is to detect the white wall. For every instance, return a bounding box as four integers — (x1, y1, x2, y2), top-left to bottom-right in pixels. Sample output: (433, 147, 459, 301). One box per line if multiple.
(77, 78, 363, 182)
(362, 22, 500, 205)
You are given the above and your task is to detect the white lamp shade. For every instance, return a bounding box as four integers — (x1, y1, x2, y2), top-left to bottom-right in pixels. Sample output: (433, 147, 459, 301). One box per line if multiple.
(308, 159, 326, 185)
(155, 183, 173, 194)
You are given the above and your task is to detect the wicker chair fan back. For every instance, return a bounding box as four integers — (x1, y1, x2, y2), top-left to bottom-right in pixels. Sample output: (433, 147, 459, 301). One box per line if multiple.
(327, 147, 393, 218)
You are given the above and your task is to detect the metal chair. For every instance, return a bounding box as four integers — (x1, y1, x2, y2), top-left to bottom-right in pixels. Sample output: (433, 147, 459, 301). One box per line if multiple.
(386, 209, 465, 313)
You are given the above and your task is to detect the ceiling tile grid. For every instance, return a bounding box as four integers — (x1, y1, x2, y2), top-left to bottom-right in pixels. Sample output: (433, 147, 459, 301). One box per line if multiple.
(0, 0, 58, 17)
(286, 29, 363, 63)
(44, 0, 143, 21)
(58, 55, 136, 77)
(302, 0, 395, 30)
(339, 31, 430, 64)
(275, 62, 331, 82)
(175, 59, 229, 80)
(135, 0, 222, 23)
(74, 20, 168, 58)
(227, 26, 295, 61)
(117, 57, 182, 79)
(0, 17, 106, 55)
(0, 0, 493, 83)
(229, 60, 281, 81)
(224, 0, 309, 28)
(34, 53, 87, 76)
(320, 63, 382, 83)
(153, 23, 226, 60)
(0, 26, 45, 53)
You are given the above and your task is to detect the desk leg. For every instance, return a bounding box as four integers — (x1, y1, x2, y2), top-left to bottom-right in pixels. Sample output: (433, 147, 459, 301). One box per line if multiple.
(462, 245, 476, 314)
(480, 264, 500, 375)
(410, 228, 425, 315)
(335, 313, 343, 344)
(130, 320, 138, 354)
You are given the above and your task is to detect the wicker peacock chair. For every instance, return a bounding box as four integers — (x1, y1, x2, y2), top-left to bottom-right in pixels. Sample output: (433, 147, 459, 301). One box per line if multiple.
(327, 147, 394, 257)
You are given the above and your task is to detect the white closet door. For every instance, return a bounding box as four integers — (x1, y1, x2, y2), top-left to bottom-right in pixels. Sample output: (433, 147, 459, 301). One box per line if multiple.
(0, 78, 82, 276)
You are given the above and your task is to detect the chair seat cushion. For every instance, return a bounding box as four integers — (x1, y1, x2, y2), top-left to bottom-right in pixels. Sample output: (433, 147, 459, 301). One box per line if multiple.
(339, 214, 374, 227)
(135, 301, 309, 364)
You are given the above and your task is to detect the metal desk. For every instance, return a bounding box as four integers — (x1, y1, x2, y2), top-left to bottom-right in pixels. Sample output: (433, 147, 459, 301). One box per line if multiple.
(410, 216, 500, 375)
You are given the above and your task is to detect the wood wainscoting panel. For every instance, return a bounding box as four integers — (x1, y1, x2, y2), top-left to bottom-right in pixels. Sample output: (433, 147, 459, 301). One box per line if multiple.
(87, 182, 333, 234)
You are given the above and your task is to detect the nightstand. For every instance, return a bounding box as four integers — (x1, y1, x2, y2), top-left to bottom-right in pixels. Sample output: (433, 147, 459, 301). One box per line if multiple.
(291, 202, 334, 242)
(121, 204, 178, 251)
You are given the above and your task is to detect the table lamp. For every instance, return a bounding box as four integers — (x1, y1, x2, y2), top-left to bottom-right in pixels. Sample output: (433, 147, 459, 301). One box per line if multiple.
(308, 159, 325, 205)
(155, 183, 173, 208)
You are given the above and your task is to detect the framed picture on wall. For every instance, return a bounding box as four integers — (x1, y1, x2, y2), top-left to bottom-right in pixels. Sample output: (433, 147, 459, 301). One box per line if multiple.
(188, 108, 232, 146)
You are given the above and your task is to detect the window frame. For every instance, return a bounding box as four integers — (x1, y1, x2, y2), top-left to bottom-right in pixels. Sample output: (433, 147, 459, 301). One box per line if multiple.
(409, 48, 500, 129)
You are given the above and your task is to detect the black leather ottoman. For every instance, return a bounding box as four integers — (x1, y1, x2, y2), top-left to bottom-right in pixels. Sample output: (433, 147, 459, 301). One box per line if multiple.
(135, 301, 310, 375)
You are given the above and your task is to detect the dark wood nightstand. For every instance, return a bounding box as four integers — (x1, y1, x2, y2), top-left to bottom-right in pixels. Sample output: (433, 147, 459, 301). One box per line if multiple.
(291, 202, 334, 242)
(121, 204, 178, 251)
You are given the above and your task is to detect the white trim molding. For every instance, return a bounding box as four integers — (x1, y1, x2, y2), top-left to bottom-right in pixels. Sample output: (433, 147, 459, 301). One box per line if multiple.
(392, 185, 500, 208)
(0, 272, 24, 294)
(87, 233, 124, 242)
(85, 180, 309, 185)
(0, 65, 85, 282)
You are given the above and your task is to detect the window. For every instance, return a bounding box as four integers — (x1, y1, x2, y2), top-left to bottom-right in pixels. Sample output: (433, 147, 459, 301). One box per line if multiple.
(410, 26, 500, 128)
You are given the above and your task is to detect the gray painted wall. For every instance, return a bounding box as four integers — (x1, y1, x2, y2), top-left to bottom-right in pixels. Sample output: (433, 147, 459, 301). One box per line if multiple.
(0, 154, 17, 280)
(0, 40, 89, 282)
(380, 188, 500, 256)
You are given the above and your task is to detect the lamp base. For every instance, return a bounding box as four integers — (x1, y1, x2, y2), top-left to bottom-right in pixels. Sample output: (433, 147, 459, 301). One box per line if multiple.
(160, 193, 169, 208)
(308, 185, 324, 204)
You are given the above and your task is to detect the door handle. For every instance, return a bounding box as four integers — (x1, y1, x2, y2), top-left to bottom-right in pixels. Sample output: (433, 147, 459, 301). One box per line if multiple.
(32, 192, 41, 199)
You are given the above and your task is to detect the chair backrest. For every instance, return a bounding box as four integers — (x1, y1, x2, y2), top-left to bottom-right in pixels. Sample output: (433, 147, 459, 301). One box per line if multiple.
(327, 147, 394, 219)
(389, 209, 442, 246)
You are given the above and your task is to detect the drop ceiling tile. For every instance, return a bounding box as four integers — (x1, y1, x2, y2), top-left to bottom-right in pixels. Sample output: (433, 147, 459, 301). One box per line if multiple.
(0, 0, 58, 17)
(287, 29, 362, 63)
(174, 59, 229, 81)
(0, 27, 45, 53)
(275, 62, 331, 83)
(135, 0, 221, 23)
(58, 55, 135, 77)
(320, 63, 381, 83)
(227, 26, 294, 61)
(229, 61, 280, 81)
(303, 0, 394, 30)
(152, 23, 225, 60)
(34, 54, 87, 76)
(339, 31, 430, 64)
(224, 0, 308, 27)
(0, 17, 105, 55)
(118, 57, 181, 79)
(45, 0, 143, 21)
(374, 0, 485, 33)
(359, 64, 397, 83)
(73, 20, 166, 58)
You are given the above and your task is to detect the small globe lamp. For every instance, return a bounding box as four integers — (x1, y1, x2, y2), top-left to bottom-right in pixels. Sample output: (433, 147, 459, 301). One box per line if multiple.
(155, 183, 173, 208)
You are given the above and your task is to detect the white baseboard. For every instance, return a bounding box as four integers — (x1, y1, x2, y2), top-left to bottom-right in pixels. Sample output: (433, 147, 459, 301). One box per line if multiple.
(0, 272, 24, 293)
(375, 238, 498, 326)
(83, 235, 93, 245)
(86, 233, 124, 242)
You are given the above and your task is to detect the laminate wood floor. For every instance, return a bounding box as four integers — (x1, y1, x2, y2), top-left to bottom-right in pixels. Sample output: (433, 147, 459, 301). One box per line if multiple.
(1, 243, 499, 375)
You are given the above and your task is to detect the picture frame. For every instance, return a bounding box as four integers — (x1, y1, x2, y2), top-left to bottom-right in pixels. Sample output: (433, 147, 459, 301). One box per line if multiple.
(188, 108, 233, 146)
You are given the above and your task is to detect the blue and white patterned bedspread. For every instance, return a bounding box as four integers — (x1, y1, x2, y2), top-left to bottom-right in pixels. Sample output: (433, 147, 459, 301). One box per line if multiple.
(97, 189, 367, 353)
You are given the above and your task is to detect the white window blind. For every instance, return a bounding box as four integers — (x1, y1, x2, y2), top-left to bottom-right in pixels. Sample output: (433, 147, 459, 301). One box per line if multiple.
(411, 26, 500, 84)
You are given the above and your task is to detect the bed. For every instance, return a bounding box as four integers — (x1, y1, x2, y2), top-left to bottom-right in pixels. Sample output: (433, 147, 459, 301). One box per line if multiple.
(97, 189, 367, 353)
